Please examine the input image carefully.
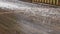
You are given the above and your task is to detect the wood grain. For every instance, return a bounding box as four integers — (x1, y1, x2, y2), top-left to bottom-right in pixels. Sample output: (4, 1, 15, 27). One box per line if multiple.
(0, 1, 60, 34)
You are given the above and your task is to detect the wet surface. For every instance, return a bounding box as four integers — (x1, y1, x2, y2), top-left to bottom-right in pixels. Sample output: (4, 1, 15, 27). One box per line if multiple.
(0, 0, 60, 34)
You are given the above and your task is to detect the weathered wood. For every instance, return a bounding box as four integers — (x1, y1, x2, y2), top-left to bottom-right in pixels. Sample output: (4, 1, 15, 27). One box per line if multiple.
(0, 1, 60, 34)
